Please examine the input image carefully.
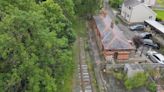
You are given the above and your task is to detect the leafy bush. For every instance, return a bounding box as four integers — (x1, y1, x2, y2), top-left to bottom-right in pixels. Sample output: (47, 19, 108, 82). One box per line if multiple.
(113, 72, 124, 80)
(124, 72, 148, 90)
(156, 17, 162, 21)
(147, 82, 157, 92)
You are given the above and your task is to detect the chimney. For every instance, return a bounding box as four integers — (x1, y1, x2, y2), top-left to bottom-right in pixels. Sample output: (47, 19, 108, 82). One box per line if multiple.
(111, 21, 114, 29)
(100, 8, 107, 18)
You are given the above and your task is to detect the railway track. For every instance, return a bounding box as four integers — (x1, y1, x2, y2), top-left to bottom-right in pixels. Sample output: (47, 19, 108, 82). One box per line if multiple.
(78, 38, 93, 92)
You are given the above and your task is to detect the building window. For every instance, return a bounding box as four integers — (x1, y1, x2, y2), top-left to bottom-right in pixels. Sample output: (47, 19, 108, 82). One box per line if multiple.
(111, 21, 114, 29)
(149, 16, 152, 19)
(127, 14, 129, 18)
(129, 6, 131, 10)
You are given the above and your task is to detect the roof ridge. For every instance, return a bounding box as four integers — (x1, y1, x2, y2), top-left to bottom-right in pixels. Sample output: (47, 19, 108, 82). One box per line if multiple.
(124, 0, 141, 7)
(141, 4, 156, 15)
(112, 26, 132, 49)
(107, 28, 116, 49)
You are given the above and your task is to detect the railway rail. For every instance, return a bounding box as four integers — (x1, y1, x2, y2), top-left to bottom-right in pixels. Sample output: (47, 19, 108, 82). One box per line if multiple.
(78, 38, 93, 92)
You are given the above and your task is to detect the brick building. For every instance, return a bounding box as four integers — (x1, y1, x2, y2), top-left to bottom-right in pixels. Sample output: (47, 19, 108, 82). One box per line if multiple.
(91, 11, 133, 61)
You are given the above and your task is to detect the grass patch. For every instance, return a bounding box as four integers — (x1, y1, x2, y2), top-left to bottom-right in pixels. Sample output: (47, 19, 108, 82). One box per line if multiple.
(154, 10, 164, 20)
(62, 38, 78, 92)
(62, 77, 74, 92)
(157, 0, 164, 7)
(72, 17, 87, 38)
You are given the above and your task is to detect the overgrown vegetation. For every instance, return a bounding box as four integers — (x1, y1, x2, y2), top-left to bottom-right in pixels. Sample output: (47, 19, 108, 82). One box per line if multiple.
(147, 82, 157, 92)
(0, 0, 102, 91)
(73, 0, 102, 19)
(113, 71, 124, 80)
(109, 0, 123, 8)
(112, 69, 152, 90)
(160, 68, 164, 80)
(72, 18, 86, 37)
(154, 10, 164, 21)
(157, 0, 164, 7)
(85, 41, 99, 92)
(0, 0, 76, 92)
(124, 72, 148, 90)
(110, 67, 159, 91)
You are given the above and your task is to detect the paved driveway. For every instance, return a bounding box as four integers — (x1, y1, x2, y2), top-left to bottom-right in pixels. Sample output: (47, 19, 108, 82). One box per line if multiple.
(117, 24, 136, 40)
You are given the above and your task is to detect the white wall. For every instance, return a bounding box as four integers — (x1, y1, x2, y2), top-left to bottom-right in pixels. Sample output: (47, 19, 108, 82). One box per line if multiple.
(144, 0, 156, 6)
(138, 0, 156, 6)
(121, 4, 132, 22)
(129, 4, 156, 23)
(121, 4, 126, 17)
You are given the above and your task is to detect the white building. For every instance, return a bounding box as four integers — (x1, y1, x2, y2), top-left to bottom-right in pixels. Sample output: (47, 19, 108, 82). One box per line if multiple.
(121, 0, 156, 23)
(138, 0, 156, 6)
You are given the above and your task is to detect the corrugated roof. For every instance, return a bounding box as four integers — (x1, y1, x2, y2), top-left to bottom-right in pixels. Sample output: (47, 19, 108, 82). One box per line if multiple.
(145, 20, 164, 34)
(93, 14, 132, 50)
(124, 0, 141, 7)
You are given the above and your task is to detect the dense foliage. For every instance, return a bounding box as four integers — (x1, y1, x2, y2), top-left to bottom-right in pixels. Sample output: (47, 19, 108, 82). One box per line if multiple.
(109, 0, 123, 8)
(73, 0, 102, 19)
(55, 0, 75, 18)
(124, 72, 148, 90)
(0, 0, 75, 92)
(147, 82, 157, 92)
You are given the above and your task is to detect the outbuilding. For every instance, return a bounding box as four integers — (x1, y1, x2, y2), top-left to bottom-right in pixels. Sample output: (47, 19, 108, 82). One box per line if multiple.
(124, 64, 144, 78)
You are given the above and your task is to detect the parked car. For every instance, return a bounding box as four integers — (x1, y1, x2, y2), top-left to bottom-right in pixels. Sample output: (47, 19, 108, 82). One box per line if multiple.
(146, 50, 164, 64)
(139, 32, 152, 39)
(129, 24, 145, 31)
(142, 39, 160, 49)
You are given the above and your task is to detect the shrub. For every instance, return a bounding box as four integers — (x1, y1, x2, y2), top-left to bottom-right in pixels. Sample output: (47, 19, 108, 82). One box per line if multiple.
(147, 82, 157, 92)
(156, 17, 162, 21)
(124, 72, 148, 90)
(113, 72, 124, 80)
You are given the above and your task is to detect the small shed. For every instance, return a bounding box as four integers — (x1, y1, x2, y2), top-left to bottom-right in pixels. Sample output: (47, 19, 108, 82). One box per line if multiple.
(124, 64, 144, 78)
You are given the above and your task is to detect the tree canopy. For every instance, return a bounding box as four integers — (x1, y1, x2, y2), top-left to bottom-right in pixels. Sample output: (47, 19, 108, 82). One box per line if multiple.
(0, 0, 75, 92)
(0, 0, 102, 91)
(73, 0, 102, 19)
(109, 0, 123, 8)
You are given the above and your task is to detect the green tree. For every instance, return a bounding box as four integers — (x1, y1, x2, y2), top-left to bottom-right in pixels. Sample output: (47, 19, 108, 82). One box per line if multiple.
(73, 0, 102, 19)
(55, 0, 75, 17)
(109, 0, 123, 8)
(42, 0, 75, 45)
(0, 0, 76, 92)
